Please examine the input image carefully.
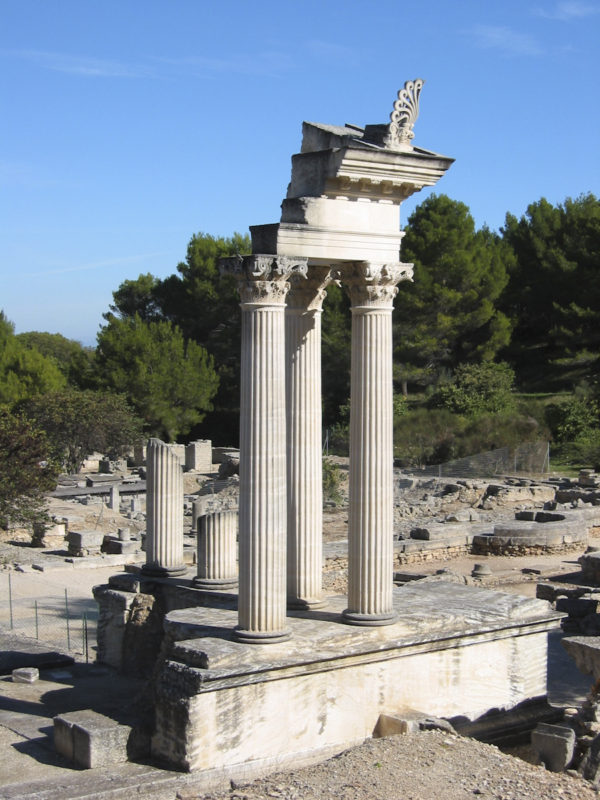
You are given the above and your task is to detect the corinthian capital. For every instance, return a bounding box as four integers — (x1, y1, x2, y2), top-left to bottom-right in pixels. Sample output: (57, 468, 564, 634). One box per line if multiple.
(219, 254, 308, 307)
(343, 262, 413, 309)
(287, 266, 334, 312)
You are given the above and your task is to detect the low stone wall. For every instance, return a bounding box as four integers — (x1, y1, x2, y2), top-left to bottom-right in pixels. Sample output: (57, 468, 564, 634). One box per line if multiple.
(395, 544, 472, 565)
(472, 510, 595, 556)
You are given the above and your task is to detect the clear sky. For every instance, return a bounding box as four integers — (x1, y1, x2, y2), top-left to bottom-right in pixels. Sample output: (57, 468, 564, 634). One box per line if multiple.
(1, 0, 599, 345)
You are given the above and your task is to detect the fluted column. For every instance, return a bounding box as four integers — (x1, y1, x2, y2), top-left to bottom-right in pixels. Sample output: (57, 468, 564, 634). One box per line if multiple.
(220, 254, 307, 643)
(342, 262, 412, 625)
(143, 438, 186, 577)
(285, 268, 331, 608)
(193, 510, 238, 589)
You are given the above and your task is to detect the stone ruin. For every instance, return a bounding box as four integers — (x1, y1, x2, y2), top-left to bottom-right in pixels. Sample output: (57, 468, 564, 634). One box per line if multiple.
(84, 84, 595, 779)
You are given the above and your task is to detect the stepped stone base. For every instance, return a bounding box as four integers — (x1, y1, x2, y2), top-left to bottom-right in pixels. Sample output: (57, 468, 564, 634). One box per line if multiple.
(152, 583, 560, 772)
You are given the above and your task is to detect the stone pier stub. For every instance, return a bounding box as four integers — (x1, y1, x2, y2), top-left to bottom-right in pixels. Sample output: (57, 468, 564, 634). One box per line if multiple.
(194, 510, 238, 590)
(142, 437, 186, 577)
(220, 254, 307, 643)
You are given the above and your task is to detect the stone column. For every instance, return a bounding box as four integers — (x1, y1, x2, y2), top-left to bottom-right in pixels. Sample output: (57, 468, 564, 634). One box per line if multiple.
(285, 268, 331, 608)
(142, 437, 186, 576)
(342, 262, 412, 625)
(220, 254, 307, 643)
(193, 510, 238, 589)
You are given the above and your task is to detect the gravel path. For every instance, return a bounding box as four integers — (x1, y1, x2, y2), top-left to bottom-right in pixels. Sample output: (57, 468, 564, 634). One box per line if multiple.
(193, 731, 598, 800)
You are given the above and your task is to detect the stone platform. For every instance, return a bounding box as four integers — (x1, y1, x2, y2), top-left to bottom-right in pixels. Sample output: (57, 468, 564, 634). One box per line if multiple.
(152, 583, 561, 772)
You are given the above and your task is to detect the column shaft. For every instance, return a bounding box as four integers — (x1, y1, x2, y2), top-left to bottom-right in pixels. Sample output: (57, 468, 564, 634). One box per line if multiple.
(220, 254, 307, 643)
(342, 263, 410, 625)
(238, 297, 289, 640)
(285, 274, 328, 608)
(143, 438, 186, 576)
(345, 308, 395, 622)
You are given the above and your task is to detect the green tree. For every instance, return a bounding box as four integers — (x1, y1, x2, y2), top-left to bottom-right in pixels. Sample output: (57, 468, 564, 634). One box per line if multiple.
(0, 313, 66, 408)
(321, 283, 352, 426)
(107, 273, 164, 322)
(430, 362, 517, 416)
(24, 389, 142, 474)
(0, 411, 59, 529)
(394, 195, 513, 391)
(16, 331, 95, 389)
(96, 315, 219, 441)
(500, 193, 600, 386)
(108, 233, 249, 443)
(156, 232, 249, 342)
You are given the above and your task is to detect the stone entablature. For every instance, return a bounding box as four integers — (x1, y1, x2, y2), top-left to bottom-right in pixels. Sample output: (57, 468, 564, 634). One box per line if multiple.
(251, 86, 453, 267)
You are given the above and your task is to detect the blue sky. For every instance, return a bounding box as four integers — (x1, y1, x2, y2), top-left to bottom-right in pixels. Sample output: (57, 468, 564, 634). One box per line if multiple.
(1, 0, 598, 344)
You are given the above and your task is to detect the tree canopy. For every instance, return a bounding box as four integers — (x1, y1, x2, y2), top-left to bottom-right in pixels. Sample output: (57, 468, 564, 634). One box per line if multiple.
(0, 313, 66, 408)
(107, 232, 249, 443)
(393, 195, 513, 391)
(500, 193, 600, 387)
(95, 315, 219, 441)
(16, 330, 95, 389)
(24, 389, 142, 474)
(0, 411, 58, 529)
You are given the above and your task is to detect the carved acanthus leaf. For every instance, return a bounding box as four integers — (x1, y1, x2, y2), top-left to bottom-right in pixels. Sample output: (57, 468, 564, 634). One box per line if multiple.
(219, 254, 308, 307)
(287, 266, 334, 312)
(343, 261, 413, 308)
(219, 254, 308, 283)
(385, 79, 425, 151)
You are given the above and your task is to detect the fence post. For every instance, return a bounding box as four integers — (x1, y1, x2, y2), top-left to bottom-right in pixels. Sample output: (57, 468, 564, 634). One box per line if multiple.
(8, 572, 13, 630)
(83, 613, 88, 663)
(65, 588, 71, 651)
(35, 600, 39, 640)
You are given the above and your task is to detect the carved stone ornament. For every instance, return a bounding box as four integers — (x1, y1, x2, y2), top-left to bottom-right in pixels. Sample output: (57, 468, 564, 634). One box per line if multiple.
(287, 266, 333, 312)
(219, 254, 308, 306)
(344, 261, 413, 308)
(385, 79, 425, 151)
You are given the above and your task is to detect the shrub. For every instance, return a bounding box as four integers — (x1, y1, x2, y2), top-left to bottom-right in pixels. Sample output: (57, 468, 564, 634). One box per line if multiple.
(430, 362, 516, 416)
(322, 458, 343, 505)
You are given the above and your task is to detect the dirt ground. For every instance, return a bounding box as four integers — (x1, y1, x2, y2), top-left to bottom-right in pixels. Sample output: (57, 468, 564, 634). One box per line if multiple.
(2, 491, 600, 798)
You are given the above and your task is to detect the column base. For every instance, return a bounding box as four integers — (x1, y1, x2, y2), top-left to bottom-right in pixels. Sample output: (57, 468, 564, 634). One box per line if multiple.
(192, 576, 238, 590)
(287, 597, 326, 610)
(142, 563, 188, 578)
(341, 609, 398, 627)
(233, 626, 292, 645)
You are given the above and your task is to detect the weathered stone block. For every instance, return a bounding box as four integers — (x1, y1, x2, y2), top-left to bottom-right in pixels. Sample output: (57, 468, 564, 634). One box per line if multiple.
(185, 439, 212, 472)
(12, 667, 39, 683)
(373, 712, 421, 736)
(531, 722, 575, 772)
(562, 636, 600, 682)
(54, 709, 132, 768)
(556, 597, 599, 617)
(31, 521, 66, 549)
(108, 573, 141, 593)
(67, 530, 105, 557)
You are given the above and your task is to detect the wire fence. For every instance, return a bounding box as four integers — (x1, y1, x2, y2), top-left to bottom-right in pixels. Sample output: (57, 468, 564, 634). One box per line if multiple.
(0, 571, 96, 661)
(415, 441, 551, 479)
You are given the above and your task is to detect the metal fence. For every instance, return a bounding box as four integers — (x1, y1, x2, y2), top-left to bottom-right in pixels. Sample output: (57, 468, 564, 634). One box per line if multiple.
(415, 441, 550, 479)
(0, 571, 96, 661)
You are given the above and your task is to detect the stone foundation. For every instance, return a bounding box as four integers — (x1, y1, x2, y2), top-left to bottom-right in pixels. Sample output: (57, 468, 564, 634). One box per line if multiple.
(150, 583, 559, 772)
